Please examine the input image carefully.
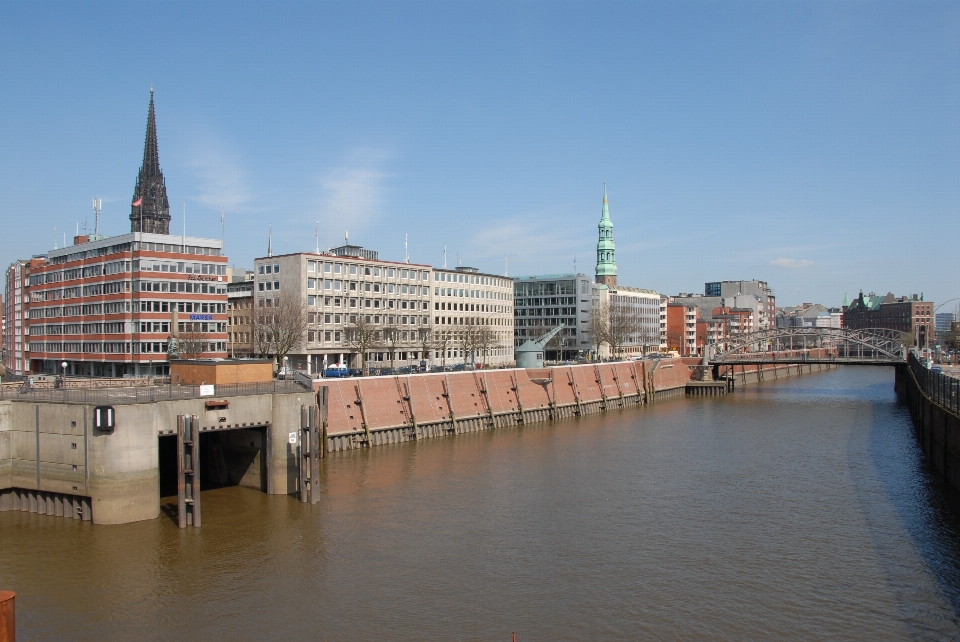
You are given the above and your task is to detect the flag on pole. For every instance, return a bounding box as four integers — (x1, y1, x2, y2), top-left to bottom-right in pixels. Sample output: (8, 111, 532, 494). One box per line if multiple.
(132, 197, 142, 207)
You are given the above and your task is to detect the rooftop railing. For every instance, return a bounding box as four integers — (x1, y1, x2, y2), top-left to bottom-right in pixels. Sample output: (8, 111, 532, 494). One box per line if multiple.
(0, 378, 311, 405)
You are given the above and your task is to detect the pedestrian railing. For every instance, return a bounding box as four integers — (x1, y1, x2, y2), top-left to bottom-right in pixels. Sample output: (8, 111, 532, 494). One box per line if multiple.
(909, 353, 960, 415)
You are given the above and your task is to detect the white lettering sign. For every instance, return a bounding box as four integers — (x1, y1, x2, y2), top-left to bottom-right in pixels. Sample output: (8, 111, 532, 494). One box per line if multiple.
(288, 432, 298, 444)
(199, 385, 215, 397)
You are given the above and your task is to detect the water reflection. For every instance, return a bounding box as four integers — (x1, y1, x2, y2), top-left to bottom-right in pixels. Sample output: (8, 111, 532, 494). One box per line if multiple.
(3, 367, 960, 640)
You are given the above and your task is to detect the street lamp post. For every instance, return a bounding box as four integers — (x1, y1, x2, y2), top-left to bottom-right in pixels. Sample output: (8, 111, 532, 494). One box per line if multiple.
(60, 361, 67, 387)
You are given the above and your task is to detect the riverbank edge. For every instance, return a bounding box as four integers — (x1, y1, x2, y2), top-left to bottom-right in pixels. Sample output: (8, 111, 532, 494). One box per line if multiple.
(897, 359, 960, 493)
(318, 360, 839, 453)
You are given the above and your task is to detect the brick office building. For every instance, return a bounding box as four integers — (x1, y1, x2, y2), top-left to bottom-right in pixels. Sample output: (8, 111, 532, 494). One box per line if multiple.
(25, 232, 228, 377)
(843, 291, 934, 348)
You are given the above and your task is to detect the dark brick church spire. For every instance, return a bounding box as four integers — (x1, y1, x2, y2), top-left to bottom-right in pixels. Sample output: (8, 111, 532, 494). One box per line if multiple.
(130, 87, 171, 234)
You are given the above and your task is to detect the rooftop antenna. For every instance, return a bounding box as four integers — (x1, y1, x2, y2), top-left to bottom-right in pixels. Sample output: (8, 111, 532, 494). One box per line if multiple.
(457, 251, 461, 267)
(268, 225, 273, 257)
(315, 222, 319, 254)
(54, 226, 58, 250)
(345, 230, 348, 244)
(92, 198, 101, 237)
(574, 255, 577, 275)
(405, 234, 409, 264)
(220, 207, 225, 246)
(443, 244, 447, 269)
(504, 254, 508, 277)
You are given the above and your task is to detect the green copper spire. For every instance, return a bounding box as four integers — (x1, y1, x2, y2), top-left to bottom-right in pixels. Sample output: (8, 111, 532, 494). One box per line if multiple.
(595, 182, 617, 285)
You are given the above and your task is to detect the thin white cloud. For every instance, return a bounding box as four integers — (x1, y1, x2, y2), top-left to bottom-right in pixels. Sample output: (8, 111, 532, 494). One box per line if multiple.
(769, 258, 814, 269)
(470, 219, 587, 274)
(317, 149, 391, 236)
(186, 140, 253, 211)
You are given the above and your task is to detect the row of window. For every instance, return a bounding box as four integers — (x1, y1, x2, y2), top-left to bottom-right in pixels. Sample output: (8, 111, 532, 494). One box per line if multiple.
(516, 297, 580, 306)
(139, 280, 226, 294)
(30, 342, 131, 353)
(136, 260, 224, 275)
(30, 340, 229, 355)
(517, 307, 579, 317)
(434, 272, 508, 287)
(515, 318, 578, 327)
(30, 280, 131, 301)
(435, 316, 510, 326)
(296, 296, 429, 310)
(435, 302, 507, 314)
(436, 287, 508, 300)
(300, 279, 430, 296)
(300, 262, 429, 280)
(137, 301, 225, 314)
(30, 322, 127, 335)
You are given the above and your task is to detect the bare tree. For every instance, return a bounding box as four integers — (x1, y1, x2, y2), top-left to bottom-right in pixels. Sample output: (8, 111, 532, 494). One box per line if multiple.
(252, 292, 308, 369)
(472, 323, 496, 366)
(343, 314, 382, 375)
(382, 325, 401, 369)
(434, 329, 453, 369)
(606, 298, 640, 360)
(417, 328, 437, 368)
(177, 331, 210, 360)
(589, 303, 610, 359)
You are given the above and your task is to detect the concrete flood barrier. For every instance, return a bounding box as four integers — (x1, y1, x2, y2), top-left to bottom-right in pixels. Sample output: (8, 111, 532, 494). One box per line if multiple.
(316, 356, 839, 453)
(0, 386, 314, 525)
(319, 360, 677, 452)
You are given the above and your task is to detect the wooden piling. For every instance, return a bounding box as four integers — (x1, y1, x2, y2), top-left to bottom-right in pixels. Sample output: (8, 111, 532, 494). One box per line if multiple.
(0, 591, 14, 642)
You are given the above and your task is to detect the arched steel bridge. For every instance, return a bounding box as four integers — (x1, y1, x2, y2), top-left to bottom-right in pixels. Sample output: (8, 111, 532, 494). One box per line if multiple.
(710, 327, 907, 366)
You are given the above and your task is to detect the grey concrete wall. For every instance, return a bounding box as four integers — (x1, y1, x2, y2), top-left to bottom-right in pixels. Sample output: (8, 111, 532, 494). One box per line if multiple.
(0, 401, 11, 490)
(0, 389, 311, 525)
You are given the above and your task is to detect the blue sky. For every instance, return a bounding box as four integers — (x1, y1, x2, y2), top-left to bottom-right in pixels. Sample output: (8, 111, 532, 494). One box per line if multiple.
(1, 1, 958, 308)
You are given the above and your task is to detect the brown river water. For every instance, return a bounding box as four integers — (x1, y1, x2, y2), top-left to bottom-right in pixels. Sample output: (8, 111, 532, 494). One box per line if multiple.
(4, 366, 960, 640)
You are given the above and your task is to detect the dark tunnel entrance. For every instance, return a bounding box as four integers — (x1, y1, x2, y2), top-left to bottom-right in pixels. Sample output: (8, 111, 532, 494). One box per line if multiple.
(159, 427, 268, 503)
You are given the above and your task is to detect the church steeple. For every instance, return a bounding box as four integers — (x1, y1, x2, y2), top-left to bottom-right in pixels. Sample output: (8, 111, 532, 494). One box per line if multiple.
(595, 182, 617, 286)
(130, 87, 171, 234)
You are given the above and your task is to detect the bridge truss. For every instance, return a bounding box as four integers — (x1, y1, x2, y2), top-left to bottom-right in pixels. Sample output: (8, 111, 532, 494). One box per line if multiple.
(712, 327, 906, 365)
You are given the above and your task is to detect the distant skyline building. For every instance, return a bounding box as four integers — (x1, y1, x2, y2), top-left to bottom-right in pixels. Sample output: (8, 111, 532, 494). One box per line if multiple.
(513, 273, 597, 360)
(843, 291, 933, 348)
(595, 183, 617, 287)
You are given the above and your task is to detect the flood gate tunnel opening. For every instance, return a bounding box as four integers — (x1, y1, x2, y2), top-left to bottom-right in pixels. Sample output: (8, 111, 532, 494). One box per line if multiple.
(159, 427, 268, 500)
